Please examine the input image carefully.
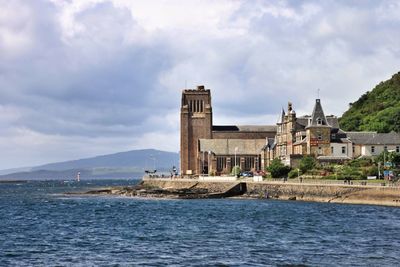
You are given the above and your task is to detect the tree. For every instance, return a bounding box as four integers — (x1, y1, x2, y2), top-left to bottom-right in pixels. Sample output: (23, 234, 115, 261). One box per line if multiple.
(267, 158, 291, 178)
(299, 156, 316, 174)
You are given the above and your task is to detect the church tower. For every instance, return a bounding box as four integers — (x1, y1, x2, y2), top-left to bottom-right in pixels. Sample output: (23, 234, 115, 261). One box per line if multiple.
(180, 85, 212, 175)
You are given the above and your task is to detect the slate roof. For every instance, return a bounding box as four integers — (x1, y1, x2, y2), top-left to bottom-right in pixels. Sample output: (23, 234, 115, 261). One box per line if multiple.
(308, 99, 329, 127)
(199, 139, 266, 155)
(212, 125, 277, 132)
(346, 131, 400, 145)
(278, 108, 285, 124)
(296, 117, 309, 128)
(326, 116, 340, 129)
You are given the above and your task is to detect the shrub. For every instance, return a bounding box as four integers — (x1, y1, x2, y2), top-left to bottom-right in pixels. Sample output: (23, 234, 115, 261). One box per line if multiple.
(267, 159, 291, 178)
(299, 156, 316, 174)
(288, 169, 299, 179)
(231, 166, 241, 176)
(362, 166, 378, 177)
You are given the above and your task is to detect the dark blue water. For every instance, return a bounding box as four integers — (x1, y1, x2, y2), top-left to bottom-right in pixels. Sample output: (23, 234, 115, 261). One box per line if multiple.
(1, 180, 400, 266)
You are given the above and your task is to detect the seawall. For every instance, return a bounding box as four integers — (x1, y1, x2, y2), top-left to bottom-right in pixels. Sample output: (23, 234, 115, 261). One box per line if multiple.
(142, 179, 400, 207)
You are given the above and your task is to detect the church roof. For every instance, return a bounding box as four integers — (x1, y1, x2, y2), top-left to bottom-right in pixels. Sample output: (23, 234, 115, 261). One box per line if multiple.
(212, 125, 276, 132)
(199, 139, 266, 155)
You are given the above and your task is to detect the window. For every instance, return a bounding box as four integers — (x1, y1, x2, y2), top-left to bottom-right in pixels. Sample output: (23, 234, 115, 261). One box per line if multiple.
(342, 146, 346, 154)
(318, 146, 322, 155)
(217, 157, 226, 172)
(371, 146, 375, 153)
(317, 133, 322, 140)
(397, 146, 400, 153)
(331, 147, 334, 154)
(317, 118, 322, 125)
(384, 146, 387, 151)
(244, 157, 255, 171)
(352, 146, 355, 153)
(189, 100, 193, 112)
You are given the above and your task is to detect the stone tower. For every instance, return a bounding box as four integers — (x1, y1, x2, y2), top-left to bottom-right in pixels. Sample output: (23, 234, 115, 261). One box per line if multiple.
(286, 102, 296, 155)
(180, 85, 212, 175)
(306, 99, 331, 155)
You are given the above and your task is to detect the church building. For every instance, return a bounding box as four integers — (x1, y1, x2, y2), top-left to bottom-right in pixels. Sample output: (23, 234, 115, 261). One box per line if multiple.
(180, 85, 276, 175)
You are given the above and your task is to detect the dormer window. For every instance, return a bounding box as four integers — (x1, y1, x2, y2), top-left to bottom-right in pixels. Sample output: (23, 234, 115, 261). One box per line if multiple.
(317, 118, 322, 125)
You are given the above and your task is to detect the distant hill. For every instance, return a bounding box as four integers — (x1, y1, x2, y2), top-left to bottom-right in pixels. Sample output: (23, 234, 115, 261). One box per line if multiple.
(340, 72, 400, 133)
(0, 149, 179, 180)
(31, 149, 178, 171)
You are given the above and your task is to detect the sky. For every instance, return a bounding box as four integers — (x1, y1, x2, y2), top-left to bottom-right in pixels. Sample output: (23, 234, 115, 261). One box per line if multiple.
(0, 0, 399, 169)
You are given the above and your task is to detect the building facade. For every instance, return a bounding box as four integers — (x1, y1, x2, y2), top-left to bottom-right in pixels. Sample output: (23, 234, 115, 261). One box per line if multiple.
(180, 86, 276, 175)
(180, 86, 400, 175)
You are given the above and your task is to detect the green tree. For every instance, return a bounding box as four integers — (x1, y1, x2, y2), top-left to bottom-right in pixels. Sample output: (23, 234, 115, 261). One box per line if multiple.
(267, 158, 291, 178)
(299, 156, 316, 174)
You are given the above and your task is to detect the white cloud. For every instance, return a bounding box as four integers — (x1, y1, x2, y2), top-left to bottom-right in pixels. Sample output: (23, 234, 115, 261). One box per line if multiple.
(0, 0, 399, 169)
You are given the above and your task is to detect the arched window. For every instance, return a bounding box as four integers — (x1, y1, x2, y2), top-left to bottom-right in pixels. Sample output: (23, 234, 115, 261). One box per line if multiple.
(317, 118, 322, 125)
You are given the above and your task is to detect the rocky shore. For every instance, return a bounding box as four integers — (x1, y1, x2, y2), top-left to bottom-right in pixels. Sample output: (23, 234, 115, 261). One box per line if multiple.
(80, 180, 246, 199)
(79, 179, 400, 207)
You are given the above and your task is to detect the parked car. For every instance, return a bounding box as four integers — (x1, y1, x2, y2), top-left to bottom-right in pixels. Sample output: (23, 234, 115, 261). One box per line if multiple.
(241, 171, 254, 177)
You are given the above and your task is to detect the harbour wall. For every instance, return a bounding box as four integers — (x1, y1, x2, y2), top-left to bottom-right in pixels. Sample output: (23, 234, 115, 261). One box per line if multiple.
(142, 178, 400, 206)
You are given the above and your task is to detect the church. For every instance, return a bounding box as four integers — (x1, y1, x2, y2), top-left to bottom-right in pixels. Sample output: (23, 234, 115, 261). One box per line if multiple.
(180, 86, 400, 176)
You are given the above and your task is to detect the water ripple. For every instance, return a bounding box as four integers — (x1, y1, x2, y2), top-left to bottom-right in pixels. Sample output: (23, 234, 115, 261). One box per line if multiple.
(1, 180, 400, 266)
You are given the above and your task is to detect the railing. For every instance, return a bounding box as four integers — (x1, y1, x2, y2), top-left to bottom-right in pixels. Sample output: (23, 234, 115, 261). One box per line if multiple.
(264, 178, 400, 188)
(142, 175, 400, 188)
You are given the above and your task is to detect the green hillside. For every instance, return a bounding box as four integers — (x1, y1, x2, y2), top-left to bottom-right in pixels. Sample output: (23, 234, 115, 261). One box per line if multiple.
(339, 72, 400, 133)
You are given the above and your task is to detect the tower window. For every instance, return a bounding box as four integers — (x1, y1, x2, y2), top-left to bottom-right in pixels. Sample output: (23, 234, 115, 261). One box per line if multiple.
(318, 146, 322, 155)
(317, 118, 322, 125)
(317, 133, 322, 140)
(342, 146, 346, 154)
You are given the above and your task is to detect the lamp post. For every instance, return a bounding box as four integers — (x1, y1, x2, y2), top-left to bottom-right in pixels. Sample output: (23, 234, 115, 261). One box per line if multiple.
(234, 147, 238, 177)
(208, 151, 211, 175)
(202, 151, 206, 175)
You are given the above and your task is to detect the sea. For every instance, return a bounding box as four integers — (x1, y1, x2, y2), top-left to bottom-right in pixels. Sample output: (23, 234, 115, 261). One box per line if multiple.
(1, 179, 400, 267)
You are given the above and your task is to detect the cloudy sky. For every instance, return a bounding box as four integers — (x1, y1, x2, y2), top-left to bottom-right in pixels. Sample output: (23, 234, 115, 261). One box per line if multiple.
(0, 0, 399, 169)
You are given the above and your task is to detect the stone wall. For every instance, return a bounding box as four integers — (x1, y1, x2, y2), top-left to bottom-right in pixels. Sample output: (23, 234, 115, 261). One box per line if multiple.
(142, 179, 400, 206)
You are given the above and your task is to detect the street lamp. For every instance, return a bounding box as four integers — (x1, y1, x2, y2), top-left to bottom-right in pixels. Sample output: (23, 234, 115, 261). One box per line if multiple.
(208, 151, 211, 175)
(202, 151, 206, 175)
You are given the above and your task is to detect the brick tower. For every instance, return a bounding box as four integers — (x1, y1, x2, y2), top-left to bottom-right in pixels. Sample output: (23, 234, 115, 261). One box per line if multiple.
(180, 85, 212, 175)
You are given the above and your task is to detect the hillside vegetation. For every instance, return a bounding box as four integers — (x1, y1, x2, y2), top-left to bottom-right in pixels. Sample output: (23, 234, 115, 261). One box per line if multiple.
(339, 72, 400, 133)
